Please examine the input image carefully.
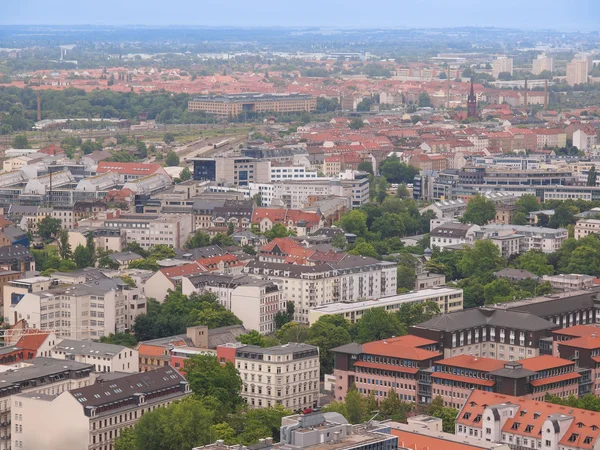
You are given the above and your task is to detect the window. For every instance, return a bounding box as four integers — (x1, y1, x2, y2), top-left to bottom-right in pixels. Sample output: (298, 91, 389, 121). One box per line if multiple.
(511, 422, 520, 430)
(568, 434, 579, 443)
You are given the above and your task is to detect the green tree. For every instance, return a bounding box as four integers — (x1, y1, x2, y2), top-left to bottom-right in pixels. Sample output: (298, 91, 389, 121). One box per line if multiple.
(185, 230, 211, 249)
(227, 222, 235, 236)
(588, 166, 598, 186)
(380, 388, 412, 421)
(516, 250, 554, 276)
(264, 223, 292, 240)
(458, 240, 504, 278)
(418, 92, 432, 108)
(73, 245, 93, 269)
(12, 134, 30, 149)
(357, 162, 373, 175)
(348, 241, 379, 259)
(345, 388, 366, 424)
(179, 167, 192, 181)
(276, 321, 310, 344)
(397, 263, 416, 290)
(349, 118, 364, 130)
(164, 132, 175, 144)
(484, 278, 517, 305)
(86, 231, 96, 266)
(211, 233, 234, 247)
(166, 150, 180, 167)
(114, 427, 136, 450)
(237, 330, 279, 347)
(184, 354, 243, 413)
(549, 203, 577, 228)
(308, 315, 352, 374)
(515, 194, 540, 215)
(512, 211, 528, 225)
(353, 308, 406, 343)
(37, 216, 62, 240)
(336, 210, 368, 237)
(566, 246, 600, 275)
(100, 333, 138, 348)
(332, 233, 347, 250)
(396, 301, 440, 327)
(56, 228, 72, 259)
(427, 396, 458, 433)
(461, 194, 496, 225)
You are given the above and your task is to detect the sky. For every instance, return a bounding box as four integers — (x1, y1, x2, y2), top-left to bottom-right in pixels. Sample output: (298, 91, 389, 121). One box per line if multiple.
(3, 0, 599, 30)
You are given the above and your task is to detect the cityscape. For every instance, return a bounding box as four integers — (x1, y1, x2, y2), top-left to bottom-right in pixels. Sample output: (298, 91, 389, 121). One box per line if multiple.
(2, 2, 600, 450)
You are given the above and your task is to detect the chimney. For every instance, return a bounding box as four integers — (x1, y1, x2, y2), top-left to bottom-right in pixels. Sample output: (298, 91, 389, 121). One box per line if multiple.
(523, 78, 528, 107)
(37, 91, 41, 122)
(544, 79, 548, 110)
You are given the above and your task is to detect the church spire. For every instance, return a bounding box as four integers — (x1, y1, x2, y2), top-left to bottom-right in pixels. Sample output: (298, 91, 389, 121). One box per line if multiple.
(467, 76, 478, 119)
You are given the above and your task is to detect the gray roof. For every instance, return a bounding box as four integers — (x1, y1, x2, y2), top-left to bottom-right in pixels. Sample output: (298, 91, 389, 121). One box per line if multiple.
(415, 307, 558, 332)
(1, 225, 26, 241)
(108, 251, 142, 263)
(331, 343, 363, 354)
(176, 245, 225, 260)
(70, 365, 186, 408)
(0, 357, 93, 388)
(489, 289, 599, 318)
(490, 364, 537, 379)
(430, 222, 475, 238)
(140, 325, 247, 350)
(0, 245, 33, 263)
(494, 268, 539, 280)
(236, 342, 318, 357)
(53, 339, 129, 357)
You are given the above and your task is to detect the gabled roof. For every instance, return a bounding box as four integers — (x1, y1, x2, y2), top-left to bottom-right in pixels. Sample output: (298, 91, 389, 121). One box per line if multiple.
(16, 331, 51, 352)
(159, 262, 205, 281)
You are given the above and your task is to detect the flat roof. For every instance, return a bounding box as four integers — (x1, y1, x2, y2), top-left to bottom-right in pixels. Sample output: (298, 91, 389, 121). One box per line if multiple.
(310, 288, 462, 314)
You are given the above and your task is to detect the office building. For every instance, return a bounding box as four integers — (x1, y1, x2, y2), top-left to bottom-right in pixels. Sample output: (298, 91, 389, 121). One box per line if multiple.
(492, 57, 513, 78)
(192, 156, 271, 187)
(532, 55, 554, 75)
(566, 59, 589, 86)
(188, 93, 316, 117)
(50, 340, 140, 373)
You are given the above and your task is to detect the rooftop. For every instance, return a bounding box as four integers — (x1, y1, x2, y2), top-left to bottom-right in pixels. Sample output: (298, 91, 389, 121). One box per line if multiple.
(52, 339, 129, 358)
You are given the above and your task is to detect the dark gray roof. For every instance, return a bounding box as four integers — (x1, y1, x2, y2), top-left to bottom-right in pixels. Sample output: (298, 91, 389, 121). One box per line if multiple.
(331, 343, 363, 354)
(490, 289, 600, 318)
(414, 307, 558, 332)
(70, 366, 186, 408)
(1, 225, 26, 241)
(490, 365, 537, 379)
(0, 245, 33, 263)
(176, 245, 225, 260)
(236, 342, 318, 357)
(430, 222, 475, 238)
(0, 357, 93, 387)
(494, 268, 539, 281)
(140, 325, 247, 350)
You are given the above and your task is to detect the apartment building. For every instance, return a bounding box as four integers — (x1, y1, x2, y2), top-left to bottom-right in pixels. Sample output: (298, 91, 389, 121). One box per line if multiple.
(271, 177, 370, 209)
(532, 55, 554, 75)
(409, 308, 559, 361)
(192, 156, 271, 187)
(566, 58, 589, 86)
(309, 287, 464, 325)
(13, 366, 191, 450)
(183, 273, 285, 334)
(226, 342, 320, 410)
(492, 57, 513, 78)
(331, 335, 441, 405)
(188, 93, 316, 116)
(6, 277, 146, 339)
(244, 257, 397, 324)
(270, 165, 318, 182)
(0, 358, 94, 449)
(474, 224, 568, 254)
(456, 390, 600, 450)
(574, 219, 600, 240)
(542, 274, 595, 291)
(50, 340, 140, 373)
(103, 213, 192, 249)
(430, 222, 480, 249)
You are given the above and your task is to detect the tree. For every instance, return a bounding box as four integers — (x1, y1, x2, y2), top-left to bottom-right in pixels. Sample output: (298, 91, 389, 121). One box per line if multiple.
(588, 166, 598, 187)
(12, 134, 30, 149)
(164, 132, 175, 144)
(264, 223, 292, 240)
(379, 156, 418, 184)
(515, 194, 540, 215)
(484, 278, 517, 305)
(252, 193, 262, 207)
(516, 250, 554, 276)
(165, 151, 180, 167)
(275, 301, 295, 329)
(512, 211, 528, 225)
(497, 71, 512, 81)
(427, 396, 458, 433)
(336, 210, 368, 237)
(549, 204, 577, 228)
(308, 315, 353, 374)
(185, 230, 211, 249)
(397, 263, 416, 291)
(276, 322, 310, 344)
(349, 118, 364, 130)
(396, 301, 440, 327)
(357, 162, 373, 175)
(86, 231, 96, 266)
(73, 245, 93, 269)
(418, 92, 432, 108)
(237, 330, 279, 347)
(348, 241, 379, 259)
(461, 194, 496, 225)
(81, 140, 96, 155)
(332, 233, 347, 250)
(211, 233, 234, 247)
(345, 388, 366, 424)
(227, 222, 235, 236)
(114, 427, 136, 450)
(458, 240, 504, 278)
(100, 333, 138, 348)
(56, 228, 72, 260)
(179, 167, 192, 181)
(184, 354, 243, 413)
(37, 216, 61, 240)
(396, 183, 411, 199)
(353, 308, 406, 343)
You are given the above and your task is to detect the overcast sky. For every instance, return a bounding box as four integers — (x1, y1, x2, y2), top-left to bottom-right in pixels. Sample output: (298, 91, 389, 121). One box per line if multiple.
(3, 0, 599, 30)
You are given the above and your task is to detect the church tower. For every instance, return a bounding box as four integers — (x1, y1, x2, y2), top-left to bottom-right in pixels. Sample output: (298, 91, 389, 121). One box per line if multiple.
(467, 77, 478, 118)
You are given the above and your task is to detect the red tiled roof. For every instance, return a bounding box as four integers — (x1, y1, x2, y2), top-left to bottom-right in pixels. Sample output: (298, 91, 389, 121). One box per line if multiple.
(558, 334, 600, 350)
(530, 372, 580, 387)
(160, 263, 205, 280)
(520, 355, 575, 372)
(431, 372, 495, 387)
(436, 355, 505, 373)
(362, 340, 441, 361)
(16, 331, 51, 351)
(353, 361, 419, 374)
(553, 325, 600, 339)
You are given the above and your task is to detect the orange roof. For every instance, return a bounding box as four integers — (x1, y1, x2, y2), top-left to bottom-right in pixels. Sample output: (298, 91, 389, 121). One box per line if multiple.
(260, 237, 305, 254)
(391, 429, 484, 450)
(559, 334, 600, 350)
(160, 263, 205, 280)
(353, 361, 419, 374)
(97, 162, 163, 175)
(436, 355, 505, 373)
(520, 355, 575, 372)
(16, 331, 51, 351)
(137, 343, 181, 357)
(553, 324, 600, 339)
(196, 254, 244, 271)
(530, 372, 580, 387)
(458, 390, 600, 449)
(362, 339, 441, 361)
(253, 208, 287, 223)
(431, 371, 495, 387)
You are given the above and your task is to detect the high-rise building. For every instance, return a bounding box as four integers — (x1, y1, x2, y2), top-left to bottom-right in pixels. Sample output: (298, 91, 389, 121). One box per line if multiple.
(492, 57, 513, 78)
(566, 59, 589, 86)
(532, 55, 554, 75)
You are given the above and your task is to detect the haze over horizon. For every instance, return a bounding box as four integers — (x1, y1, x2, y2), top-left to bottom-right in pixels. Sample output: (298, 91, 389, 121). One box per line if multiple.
(4, 0, 599, 31)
